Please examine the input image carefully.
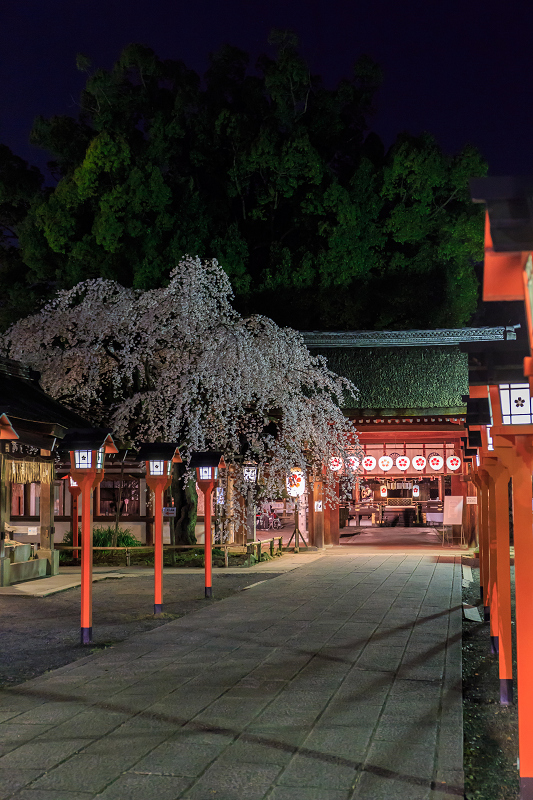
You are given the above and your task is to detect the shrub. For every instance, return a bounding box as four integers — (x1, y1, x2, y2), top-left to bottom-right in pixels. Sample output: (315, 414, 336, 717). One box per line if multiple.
(62, 527, 142, 547)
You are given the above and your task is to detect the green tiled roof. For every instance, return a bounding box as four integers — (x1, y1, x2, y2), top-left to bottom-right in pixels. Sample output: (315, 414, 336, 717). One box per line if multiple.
(313, 346, 468, 413)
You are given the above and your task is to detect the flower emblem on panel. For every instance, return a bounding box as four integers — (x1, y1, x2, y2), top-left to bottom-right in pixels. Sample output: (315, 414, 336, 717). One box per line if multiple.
(378, 455, 393, 471)
(329, 456, 343, 471)
(396, 455, 410, 471)
(413, 455, 426, 471)
(446, 455, 461, 471)
(515, 397, 526, 408)
(428, 454, 444, 470)
(362, 455, 376, 471)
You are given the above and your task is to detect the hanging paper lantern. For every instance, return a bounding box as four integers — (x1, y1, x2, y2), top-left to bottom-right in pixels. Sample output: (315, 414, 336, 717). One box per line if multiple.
(412, 484, 420, 498)
(412, 455, 426, 471)
(428, 453, 444, 470)
(286, 468, 306, 497)
(380, 484, 387, 498)
(446, 454, 462, 471)
(362, 455, 376, 471)
(378, 455, 393, 471)
(329, 456, 343, 471)
(396, 455, 410, 471)
(347, 456, 360, 471)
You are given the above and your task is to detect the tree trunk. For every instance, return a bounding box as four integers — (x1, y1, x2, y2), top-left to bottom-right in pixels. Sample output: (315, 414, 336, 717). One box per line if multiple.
(172, 463, 198, 545)
(112, 455, 126, 548)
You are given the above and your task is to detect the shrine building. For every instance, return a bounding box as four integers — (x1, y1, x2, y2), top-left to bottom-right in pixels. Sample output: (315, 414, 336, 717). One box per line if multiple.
(302, 326, 522, 546)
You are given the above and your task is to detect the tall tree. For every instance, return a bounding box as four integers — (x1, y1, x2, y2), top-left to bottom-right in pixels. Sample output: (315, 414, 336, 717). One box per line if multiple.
(4, 33, 486, 331)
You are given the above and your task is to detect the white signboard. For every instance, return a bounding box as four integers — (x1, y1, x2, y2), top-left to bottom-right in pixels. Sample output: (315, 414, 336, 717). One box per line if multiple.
(466, 496, 478, 505)
(314, 500, 323, 512)
(163, 507, 176, 517)
(443, 496, 463, 525)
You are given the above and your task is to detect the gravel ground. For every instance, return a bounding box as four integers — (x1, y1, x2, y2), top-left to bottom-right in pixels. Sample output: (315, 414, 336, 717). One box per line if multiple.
(0, 571, 283, 689)
(463, 558, 519, 800)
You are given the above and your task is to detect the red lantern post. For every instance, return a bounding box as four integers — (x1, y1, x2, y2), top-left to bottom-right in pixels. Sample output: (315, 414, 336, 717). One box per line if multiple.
(191, 452, 225, 598)
(138, 443, 182, 615)
(62, 430, 118, 644)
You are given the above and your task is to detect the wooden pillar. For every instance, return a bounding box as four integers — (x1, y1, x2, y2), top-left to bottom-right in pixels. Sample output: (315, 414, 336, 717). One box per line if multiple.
(496, 434, 533, 796)
(309, 479, 324, 549)
(0, 454, 9, 585)
(323, 501, 331, 545)
(478, 473, 491, 618)
(330, 479, 340, 545)
(80, 474, 94, 644)
(39, 479, 53, 550)
(487, 459, 513, 704)
(485, 467, 499, 653)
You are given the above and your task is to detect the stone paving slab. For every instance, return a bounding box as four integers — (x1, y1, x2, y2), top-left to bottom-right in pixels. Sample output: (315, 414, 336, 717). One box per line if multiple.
(0, 552, 463, 799)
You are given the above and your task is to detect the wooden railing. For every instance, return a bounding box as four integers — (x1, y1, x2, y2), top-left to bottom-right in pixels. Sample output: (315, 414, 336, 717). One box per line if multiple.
(245, 537, 283, 567)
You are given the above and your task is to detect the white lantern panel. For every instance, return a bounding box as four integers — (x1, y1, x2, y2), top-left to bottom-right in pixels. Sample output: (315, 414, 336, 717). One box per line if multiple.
(396, 455, 410, 471)
(446, 455, 461, 471)
(329, 456, 343, 472)
(499, 383, 533, 425)
(149, 460, 165, 476)
(286, 468, 306, 497)
(413, 484, 420, 498)
(428, 454, 444, 471)
(199, 466, 213, 481)
(362, 455, 376, 471)
(380, 485, 387, 498)
(75, 450, 92, 469)
(378, 455, 393, 471)
(243, 465, 258, 483)
(412, 455, 426, 471)
(347, 456, 360, 471)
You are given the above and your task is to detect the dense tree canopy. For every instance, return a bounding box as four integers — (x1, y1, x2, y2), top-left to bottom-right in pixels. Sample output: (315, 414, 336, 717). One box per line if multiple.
(0, 32, 487, 331)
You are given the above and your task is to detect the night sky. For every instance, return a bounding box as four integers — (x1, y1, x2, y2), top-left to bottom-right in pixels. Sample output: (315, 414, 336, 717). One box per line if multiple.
(3, 0, 533, 182)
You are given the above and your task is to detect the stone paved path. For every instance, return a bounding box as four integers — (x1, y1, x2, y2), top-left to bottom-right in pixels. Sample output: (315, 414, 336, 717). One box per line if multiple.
(0, 552, 463, 799)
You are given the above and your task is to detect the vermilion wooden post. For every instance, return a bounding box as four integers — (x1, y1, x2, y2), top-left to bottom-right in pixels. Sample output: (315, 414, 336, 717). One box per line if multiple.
(495, 434, 533, 795)
(153, 482, 164, 614)
(511, 439, 533, 794)
(478, 473, 491, 619)
(485, 468, 499, 652)
(192, 453, 225, 600)
(139, 446, 181, 616)
(144, 469, 173, 615)
(79, 472, 95, 644)
(490, 460, 513, 704)
(204, 482, 213, 598)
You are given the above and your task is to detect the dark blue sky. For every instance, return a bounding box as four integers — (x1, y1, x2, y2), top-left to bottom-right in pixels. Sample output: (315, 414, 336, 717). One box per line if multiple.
(3, 0, 533, 181)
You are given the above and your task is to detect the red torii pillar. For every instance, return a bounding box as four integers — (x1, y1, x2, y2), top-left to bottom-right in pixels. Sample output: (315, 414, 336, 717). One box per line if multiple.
(493, 429, 533, 792)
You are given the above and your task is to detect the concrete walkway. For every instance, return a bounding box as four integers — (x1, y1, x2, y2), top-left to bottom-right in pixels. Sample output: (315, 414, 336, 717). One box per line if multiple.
(0, 552, 463, 799)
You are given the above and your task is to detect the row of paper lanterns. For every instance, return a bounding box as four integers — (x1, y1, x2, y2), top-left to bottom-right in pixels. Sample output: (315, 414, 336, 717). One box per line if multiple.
(329, 454, 462, 472)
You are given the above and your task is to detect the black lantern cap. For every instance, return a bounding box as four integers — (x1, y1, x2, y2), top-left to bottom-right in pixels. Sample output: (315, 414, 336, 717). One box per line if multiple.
(190, 451, 225, 468)
(60, 428, 116, 451)
(138, 443, 180, 461)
